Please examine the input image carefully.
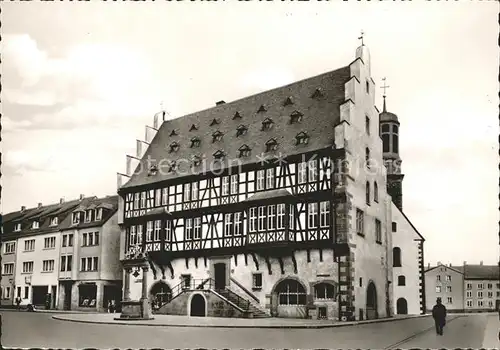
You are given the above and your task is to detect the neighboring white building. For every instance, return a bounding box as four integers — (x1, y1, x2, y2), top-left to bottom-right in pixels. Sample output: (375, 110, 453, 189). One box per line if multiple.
(390, 203, 425, 315)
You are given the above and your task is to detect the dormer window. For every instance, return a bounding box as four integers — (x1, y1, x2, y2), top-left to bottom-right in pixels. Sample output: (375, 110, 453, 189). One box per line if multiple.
(311, 88, 324, 99)
(14, 223, 21, 232)
(232, 111, 242, 120)
(72, 213, 80, 225)
(239, 145, 251, 158)
(189, 124, 198, 131)
(85, 210, 93, 223)
(190, 137, 201, 148)
(96, 208, 103, 221)
(32, 221, 39, 229)
(290, 111, 303, 124)
(50, 217, 58, 226)
(169, 129, 178, 137)
(212, 131, 224, 142)
(213, 150, 226, 160)
(262, 118, 274, 131)
(265, 139, 278, 152)
(295, 131, 309, 145)
(283, 96, 294, 106)
(169, 142, 179, 153)
(168, 161, 177, 173)
(236, 125, 248, 137)
(257, 104, 267, 113)
(210, 118, 220, 126)
(192, 155, 202, 167)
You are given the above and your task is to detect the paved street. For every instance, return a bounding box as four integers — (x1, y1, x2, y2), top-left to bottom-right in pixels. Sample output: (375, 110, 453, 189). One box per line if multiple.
(1, 311, 498, 349)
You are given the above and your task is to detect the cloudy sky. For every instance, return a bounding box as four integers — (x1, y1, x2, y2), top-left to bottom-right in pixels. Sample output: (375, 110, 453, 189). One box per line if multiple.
(2, 2, 498, 265)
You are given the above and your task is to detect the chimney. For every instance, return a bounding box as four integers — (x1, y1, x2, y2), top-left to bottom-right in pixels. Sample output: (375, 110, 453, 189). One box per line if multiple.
(216, 100, 226, 106)
(427, 263, 430, 268)
(21, 206, 26, 212)
(37, 203, 42, 208)
(79, 194, 85, 201)
(463, 261, 466, 266)
(480, 261, 483, 265)
(437, 261, 442, 266)
(60, 197, 65, 204)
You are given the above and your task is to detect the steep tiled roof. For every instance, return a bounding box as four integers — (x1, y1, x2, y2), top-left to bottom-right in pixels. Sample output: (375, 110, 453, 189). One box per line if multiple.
(1, 195, 118, 238)
(122, 66, 351, 189)
(59, 195, 119, 230)
(464, 264, 498, 280)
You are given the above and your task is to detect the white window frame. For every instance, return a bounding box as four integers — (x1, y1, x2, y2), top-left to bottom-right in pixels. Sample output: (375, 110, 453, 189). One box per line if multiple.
(32, 221, 39, 229)
(249, 208, 257, 232)
(478, 300, 484, 307)
(185, 218, 193, 240)
(4, 242, 15, 254)
(289, 204, 294, 230)
(308, 203, 318, 228)
(308, 160, 317, 182)
(134, 193, 140, 209)
(435, 286, 441, 293)
(224, 214, 232, 236)
(162, 188, 168, 206)
(140, 192, 146, 208)
(298, 162, 307, 184)
(155, 189, 162, 207)
(129, 226, 136, 245)
(3, 263, 14, 275)
(446, 286, 452, 292)
(478, 291, 483, 298)
(72, 213, 80, 225)
(193, 217, 201, 239)
(192, 182, 199, 200)
(22, 261, 34, 274)
(14, 223, 21, 232)
(42, 260, 55, 272)
(136, 225, 143, 245)
(258, 206, 266, 231)
(478, 283, 484, 290)
(266, 168, 275, 189)
(375, 219, 382, 243)
(184, 183, 191, 201)
(24, 239, 35, 252)
(234, 212, 242, 235)
(230, 175, 238, 194)
(153, 220, 161, 241)
(165, 220, 171, 241)
(256, 170, 265, 191)
(356, 209, 364, 234)
(277, 204, 285, 229)
(446, 275, 451, 282)
(85, 210, 93, 223)
(146, 221, 153, 242)
(446, 297, 452, 304)
(50, 217, 58, 226)
(96, 208, 103, 221)
(267, 205, 276, 230)
(222, 176, 229, 196)
(466, 291, 472, 298)
(466, 283, 472, 289)
(319, 201, 329, 228)
(466, 299, 473, 307)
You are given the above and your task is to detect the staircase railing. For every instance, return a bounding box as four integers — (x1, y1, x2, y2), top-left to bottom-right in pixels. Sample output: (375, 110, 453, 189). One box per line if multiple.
(156, 277, 253, 312)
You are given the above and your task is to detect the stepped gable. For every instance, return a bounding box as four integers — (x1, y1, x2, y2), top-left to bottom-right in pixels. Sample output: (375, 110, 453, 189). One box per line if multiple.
(122, 66, 351, 189)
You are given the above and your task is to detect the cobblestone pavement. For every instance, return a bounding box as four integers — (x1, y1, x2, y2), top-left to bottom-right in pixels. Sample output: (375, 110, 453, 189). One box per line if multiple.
(1, 310, 497, 349)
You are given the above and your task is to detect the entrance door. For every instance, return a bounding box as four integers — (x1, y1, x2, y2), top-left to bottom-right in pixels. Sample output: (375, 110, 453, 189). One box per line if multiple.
(396, 298, 408, 314)
(214, 263, 226, 290)
(190, 294, 206, 317)
(63, 283, 72, 310)
(366, 282, 378, 320)
(32, 286, 48, 306)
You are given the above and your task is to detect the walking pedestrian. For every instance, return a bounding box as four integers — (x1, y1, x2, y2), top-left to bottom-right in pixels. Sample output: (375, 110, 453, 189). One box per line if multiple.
(432, 297, 447, 335)
(15, 297, 21, 311)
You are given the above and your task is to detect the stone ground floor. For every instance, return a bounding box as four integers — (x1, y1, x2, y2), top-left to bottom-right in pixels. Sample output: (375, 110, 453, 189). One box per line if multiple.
(57, 280, 122, 313)
(124, 248, 393, 321)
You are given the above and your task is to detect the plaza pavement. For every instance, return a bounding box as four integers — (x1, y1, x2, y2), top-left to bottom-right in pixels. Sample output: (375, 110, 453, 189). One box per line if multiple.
(52, 312, 429, 328)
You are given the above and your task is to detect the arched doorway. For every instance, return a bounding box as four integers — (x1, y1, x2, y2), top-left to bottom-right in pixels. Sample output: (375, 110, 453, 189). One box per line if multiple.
(273, 278, 307, 318)
(150, 281, 172, 310)
(366, 281, 378, 320)
(190, 294, 206, 317)
(396, 298, 408, 314)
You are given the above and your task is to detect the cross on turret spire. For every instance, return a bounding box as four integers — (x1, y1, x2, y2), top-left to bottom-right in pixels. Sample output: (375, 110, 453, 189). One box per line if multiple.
(358, 30, 365, 46)
(381, 77, 390, 112)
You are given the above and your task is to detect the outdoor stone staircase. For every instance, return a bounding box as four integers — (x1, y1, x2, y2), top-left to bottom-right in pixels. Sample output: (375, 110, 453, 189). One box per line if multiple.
(216, 289, 269, 318)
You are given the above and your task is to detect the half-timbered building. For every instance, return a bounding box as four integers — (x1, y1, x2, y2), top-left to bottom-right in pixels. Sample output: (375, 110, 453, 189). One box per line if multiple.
(117, 43, 395, 321)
